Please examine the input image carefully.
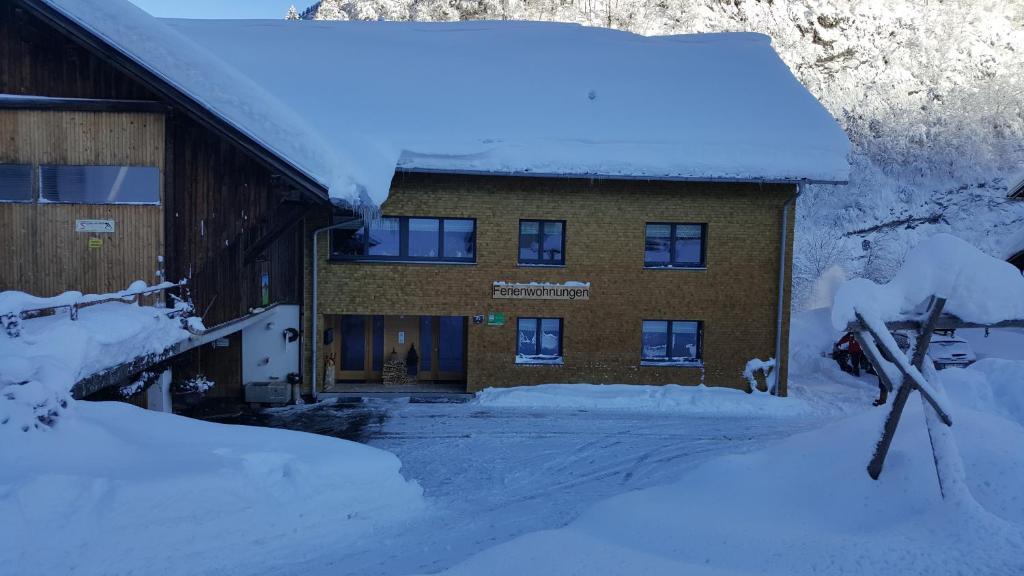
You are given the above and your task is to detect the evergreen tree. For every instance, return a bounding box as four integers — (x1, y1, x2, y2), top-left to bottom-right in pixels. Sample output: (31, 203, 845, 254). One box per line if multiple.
(286, 5, 301, 20)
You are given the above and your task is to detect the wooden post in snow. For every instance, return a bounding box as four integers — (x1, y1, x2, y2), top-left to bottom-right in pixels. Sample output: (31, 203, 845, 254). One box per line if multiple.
(864, 296, 947, 480)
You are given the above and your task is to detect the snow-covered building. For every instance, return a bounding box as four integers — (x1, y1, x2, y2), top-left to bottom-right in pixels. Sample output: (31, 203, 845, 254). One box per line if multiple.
(0, 0, 849, 399)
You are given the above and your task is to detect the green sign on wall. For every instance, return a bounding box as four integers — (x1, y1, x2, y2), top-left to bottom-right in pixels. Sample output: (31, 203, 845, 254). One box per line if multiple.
(487, 312, 506, 326)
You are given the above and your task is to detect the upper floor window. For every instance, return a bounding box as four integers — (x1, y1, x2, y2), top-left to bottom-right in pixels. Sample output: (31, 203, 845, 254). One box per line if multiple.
(516, 317, 564, 365)
(641, 320, 702, 365)
(645, 223, 706, 268)
(0, 164, 33, 202)
(331, 216, 476, 263)
(519, 219, 565, 265)
(39, 165, 160, 204)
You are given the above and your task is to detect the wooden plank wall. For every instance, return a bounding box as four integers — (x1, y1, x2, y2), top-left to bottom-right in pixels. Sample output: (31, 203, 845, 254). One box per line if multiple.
(0, 109, 164, 296)
(0, 1, 155, 100)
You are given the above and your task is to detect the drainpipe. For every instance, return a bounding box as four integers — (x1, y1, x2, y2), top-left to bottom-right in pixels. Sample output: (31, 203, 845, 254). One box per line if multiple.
(310, 218, 361, 402)
(773, 182, 803, 396)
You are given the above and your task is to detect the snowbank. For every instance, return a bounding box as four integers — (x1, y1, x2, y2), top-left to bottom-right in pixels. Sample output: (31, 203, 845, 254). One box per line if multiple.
(475, 383, 813, 417)
(427, 397, 1024, 575)
(0, 401, 424, 576)
(942, 359, 1024, 429)
(832, 233, 1024, 330)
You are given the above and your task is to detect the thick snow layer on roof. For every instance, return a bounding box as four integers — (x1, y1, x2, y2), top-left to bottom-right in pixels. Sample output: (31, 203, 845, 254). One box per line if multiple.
(44, 0, 850, 206)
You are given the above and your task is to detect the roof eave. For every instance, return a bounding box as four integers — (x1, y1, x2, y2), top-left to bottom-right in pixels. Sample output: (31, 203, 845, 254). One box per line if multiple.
(16, 0, 330, 205)
(395, 166, 849, 186)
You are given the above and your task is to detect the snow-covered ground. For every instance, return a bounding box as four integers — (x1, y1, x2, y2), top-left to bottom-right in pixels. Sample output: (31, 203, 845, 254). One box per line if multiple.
(236, 389, 838, 576)
(0, 401, 425, 576)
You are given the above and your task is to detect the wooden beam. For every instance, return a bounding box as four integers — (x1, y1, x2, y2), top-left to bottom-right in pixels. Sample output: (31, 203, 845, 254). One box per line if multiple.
(0, 94, 167, 113)
(865, 297, 947, 480)
(242, 201, 310, 265)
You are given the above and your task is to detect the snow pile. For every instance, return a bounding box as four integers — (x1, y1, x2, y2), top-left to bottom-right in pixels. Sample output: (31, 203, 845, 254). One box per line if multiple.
(475, 383, 812, 417)
(832, 233, 1024, 330)
(0, 401, 424, 576)
(742, 358, 776, 393)
(0, 291, 191, 432)
(424, 397, 1024, 575)
(943, 359, 1024, 429)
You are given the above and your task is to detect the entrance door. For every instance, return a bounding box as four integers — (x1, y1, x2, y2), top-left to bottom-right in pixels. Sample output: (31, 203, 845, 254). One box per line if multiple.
(436, 316, 466, 381)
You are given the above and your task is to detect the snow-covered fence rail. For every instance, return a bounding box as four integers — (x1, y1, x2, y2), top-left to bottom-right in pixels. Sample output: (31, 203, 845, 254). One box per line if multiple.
(1, 280, 188, 337)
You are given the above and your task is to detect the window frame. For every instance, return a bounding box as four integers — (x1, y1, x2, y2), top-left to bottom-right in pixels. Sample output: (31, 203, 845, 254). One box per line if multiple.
(644, 222, 707, 269)
(0, 164, 35, 203)
(515, 316, 564, 365)
(38, 164, 161, 205)
(518, 219, 566, 266)
(640, 319, 703, 366)
(330, 216, 477, 264)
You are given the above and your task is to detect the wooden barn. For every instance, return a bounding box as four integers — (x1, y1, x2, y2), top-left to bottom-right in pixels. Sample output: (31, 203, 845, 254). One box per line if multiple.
(0, 0, 328, 399)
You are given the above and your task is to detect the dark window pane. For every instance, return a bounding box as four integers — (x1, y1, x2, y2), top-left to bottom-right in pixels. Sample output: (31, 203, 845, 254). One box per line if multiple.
(517, 318, 538, 356)
(340, 315, 365, 371)
(331, 221, 366, 257)
(645, 224, 671, 265)
(438, 316, 464, 372)
(372, 316, 385, 371)
(542, 221, 563, 262)
(408, 218, 440, 258)
(39, 165, 159, 204)
(671, 321, 700, 359)
(540, 318, 561, 356)
(367, 217, 400, 256)
(420, 316, 433, 371)
(519, 221, 540, 261)
(642, 320, 668, 359)
(443, 219, 475, 259)
(674, 225, 703, 266)
(0, 164, 32, 202)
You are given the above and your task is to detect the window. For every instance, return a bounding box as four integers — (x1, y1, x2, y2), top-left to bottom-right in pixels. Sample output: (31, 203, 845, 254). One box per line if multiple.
(644, 223, 706, 268)
(0, 164, 33, 202)
(516, 317, 563, 365)
(519, 220, 565, 265)
(331, 216, 476, 262)
(39, 165, 160, 204)
(641, 320, 702, 365)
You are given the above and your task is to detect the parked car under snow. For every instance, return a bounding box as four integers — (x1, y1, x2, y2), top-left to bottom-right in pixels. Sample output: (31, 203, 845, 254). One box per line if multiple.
(927, 331, 977, 369)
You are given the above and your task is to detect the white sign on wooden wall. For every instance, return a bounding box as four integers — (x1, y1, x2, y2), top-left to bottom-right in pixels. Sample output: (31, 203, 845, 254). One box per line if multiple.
(75, 219, 116, 233)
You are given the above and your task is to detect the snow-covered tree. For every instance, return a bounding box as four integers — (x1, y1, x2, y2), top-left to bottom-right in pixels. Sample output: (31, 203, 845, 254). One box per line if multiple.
(286, 5, 301, 19)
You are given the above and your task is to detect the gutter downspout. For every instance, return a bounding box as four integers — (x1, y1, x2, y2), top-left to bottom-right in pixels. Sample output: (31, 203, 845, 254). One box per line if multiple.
(774, 183, 803, 396)
(310, 218, 361, 402)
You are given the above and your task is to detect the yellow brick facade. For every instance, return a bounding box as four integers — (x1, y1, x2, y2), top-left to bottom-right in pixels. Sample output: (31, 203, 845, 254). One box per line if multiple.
(304, 173, 796, 395)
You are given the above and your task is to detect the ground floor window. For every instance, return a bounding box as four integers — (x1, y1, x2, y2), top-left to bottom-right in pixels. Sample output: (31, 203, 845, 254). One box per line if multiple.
(641, 320, 702, 365)
(516, 317, 563, 365)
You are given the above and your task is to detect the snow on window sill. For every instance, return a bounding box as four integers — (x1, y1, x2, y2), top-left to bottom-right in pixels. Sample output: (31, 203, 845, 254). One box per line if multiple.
(640, 359, 703, 368)
(515, 355, 564, 366)
(516, 263, 566, 268)
(328, 258, 477, 266)
(643, 265, 707, 271)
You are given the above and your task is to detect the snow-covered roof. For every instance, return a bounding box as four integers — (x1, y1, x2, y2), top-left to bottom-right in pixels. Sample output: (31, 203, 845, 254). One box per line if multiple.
(39, 0, 851, 206)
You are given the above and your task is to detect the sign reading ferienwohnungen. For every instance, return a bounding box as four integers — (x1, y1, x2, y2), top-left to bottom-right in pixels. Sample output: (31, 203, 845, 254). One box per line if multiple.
(491, 282, 590, 300)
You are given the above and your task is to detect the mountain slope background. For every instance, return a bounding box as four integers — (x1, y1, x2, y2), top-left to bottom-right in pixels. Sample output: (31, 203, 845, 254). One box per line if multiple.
(296, 0, 1024, 309)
